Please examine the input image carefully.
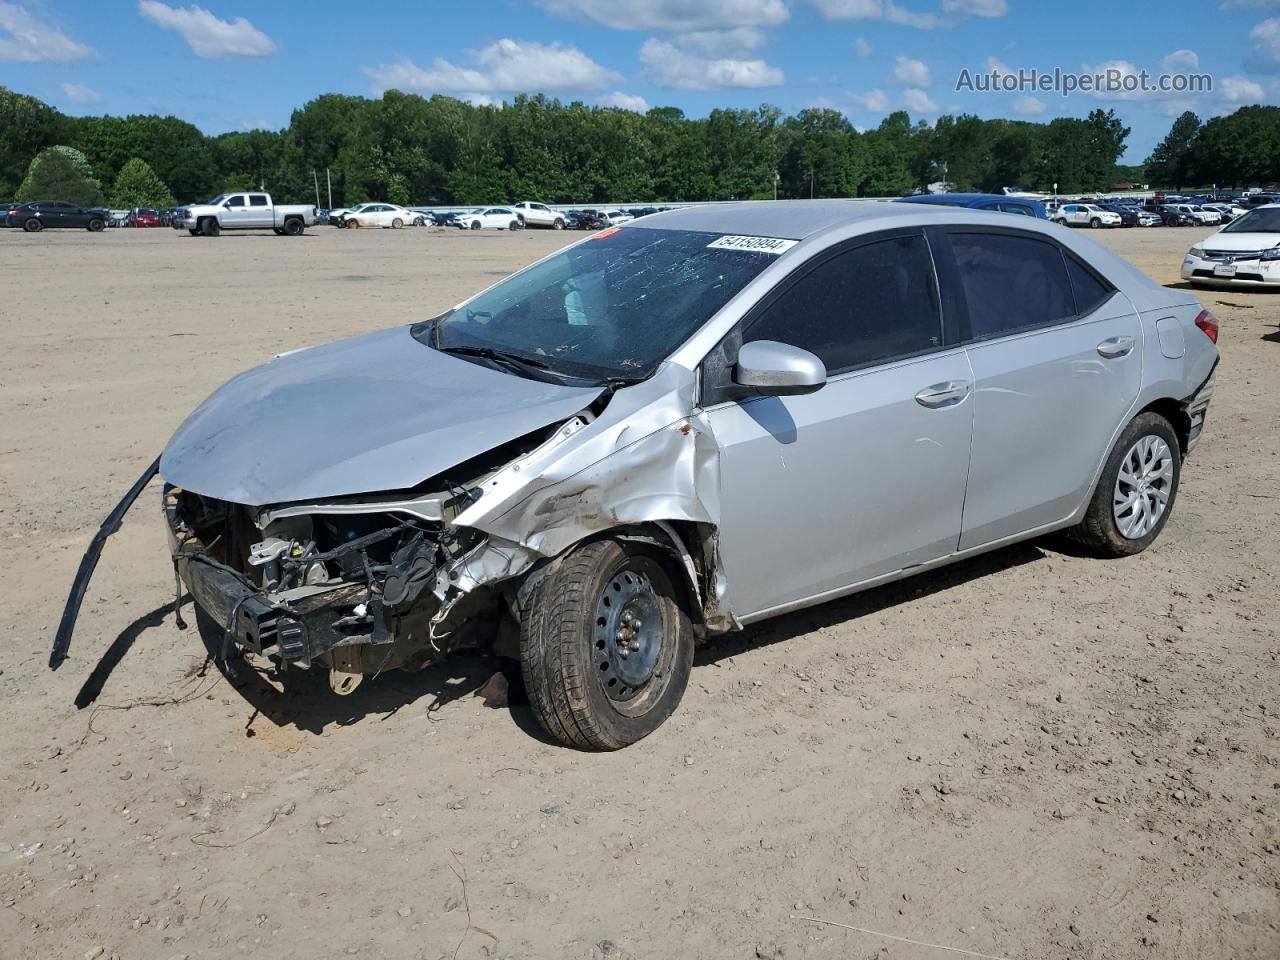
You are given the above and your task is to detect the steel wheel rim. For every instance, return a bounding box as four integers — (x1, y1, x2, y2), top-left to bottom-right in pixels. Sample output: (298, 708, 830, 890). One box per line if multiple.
(1113, 434, 1174, 539)
(594, 568, 665, 702)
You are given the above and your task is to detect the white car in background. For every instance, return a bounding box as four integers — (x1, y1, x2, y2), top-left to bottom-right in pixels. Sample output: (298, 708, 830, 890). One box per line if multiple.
(1202, 202, 1247, 222)
(1170, 204, 1221, 226)
(601, 210, 634, 226)
(342, 203, 417, 229)
(1181, 203, 1280, 287)
(1052, 203, 1121, 229)
(513, 201, 567, 230)
(456, 207, 524, 230)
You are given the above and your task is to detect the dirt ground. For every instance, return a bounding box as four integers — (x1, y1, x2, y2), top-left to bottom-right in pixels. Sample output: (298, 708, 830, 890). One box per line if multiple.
(0, 221, 1276, 960)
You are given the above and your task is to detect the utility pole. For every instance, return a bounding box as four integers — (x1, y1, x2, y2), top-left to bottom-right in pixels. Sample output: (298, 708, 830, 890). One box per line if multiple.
(313, 169, 320, 208)
(773, 170, 779, 201)
(810, 167, 814, 199)
(326, 168, 333, 209)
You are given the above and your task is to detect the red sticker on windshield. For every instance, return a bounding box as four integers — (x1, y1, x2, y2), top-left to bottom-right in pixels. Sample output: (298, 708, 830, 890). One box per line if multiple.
(592, 227, 622, 240)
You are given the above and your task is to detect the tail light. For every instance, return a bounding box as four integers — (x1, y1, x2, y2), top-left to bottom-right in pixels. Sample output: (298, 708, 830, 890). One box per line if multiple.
(1194, 309, 1219, 343)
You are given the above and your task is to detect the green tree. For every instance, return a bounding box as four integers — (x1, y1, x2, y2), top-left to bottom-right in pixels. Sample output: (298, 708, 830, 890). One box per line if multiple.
(110, 157, 175, 208)
(1145, 111, 1200, 189)
(0, 86, 69, 199)
(15, 145, 103, 206)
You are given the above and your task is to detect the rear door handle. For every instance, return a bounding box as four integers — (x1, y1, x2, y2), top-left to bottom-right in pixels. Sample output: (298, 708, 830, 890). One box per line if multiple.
(914, 380, 971, 408)
(1097, 336, 1136, 358)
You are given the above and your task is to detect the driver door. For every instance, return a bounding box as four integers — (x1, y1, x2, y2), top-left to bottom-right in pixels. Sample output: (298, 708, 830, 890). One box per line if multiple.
(702, 230, 974, 619)
(221, 194, 253, 228)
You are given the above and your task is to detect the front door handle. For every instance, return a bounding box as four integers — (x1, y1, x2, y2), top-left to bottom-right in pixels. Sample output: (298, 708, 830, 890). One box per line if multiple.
(1097, 336, 1136, 358)
(914, 380, 971, 408)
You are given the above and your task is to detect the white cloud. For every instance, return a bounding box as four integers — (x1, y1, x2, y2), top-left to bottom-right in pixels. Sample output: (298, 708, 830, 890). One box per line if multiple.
(1160, 48, 1199, 72)
(1221, 0, 1280, 7)
(1218, 74, 1266, 102)
(902, 87, 938, 112)
(1011, 95, 1045, 115)
(852, 87, 891, 111)
(540, 0, 789, 30)
(810, 0, 943, 29)
(61, 82, 101, 103)
(640, 37, 783, 88)
(1247, 17, 1280, 72)
(138, 2, 275, 58)
(852, 36, 873, 58)
(674, 26, 766, 56)
(597, 91, 650, 111)
(891, 54, 931, 86)
(941, 0, 1007, 14)
(0, 2, 93, 62)
(366, 39, 620, 94)
(986, 55, 1010, 75)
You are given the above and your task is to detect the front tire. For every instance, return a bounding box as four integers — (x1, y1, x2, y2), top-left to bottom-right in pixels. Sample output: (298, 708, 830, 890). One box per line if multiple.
(201, 217, 220, 237)
(1090, 217, 1102, 229)
(23, 218, 42, 232)
(1068, 412, 1181, 557)
(392, 218, 404, 229)
(469, 220, 481, 230)
(520, 539, 694, 750)
(87, 218, 104, 232)
(553, 218, 565, 230)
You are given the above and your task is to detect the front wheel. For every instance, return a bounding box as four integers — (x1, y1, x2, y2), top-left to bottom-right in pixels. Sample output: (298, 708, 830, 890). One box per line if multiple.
(553, 218, 565, 230)
(1053, 217, 1066, 226)
(87, 218, 104, 232)
(520, 539, 694, 750)
(391, 218, 404, 229)
(23, 218, 42, 232)
(188, 228, 200, 236)
(201, 217, 220, 237)
(1090, 217, 1102, 228)
(412, 216, 424, 226)
(1068, 412, 1181, 557)
(509, 220, 521, 231)
(346, 218, 359, 229)
(469, 220, 481, 230)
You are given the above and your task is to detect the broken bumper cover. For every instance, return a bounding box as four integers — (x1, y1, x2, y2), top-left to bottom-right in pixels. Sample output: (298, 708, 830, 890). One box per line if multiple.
(177, 549, 382, 664)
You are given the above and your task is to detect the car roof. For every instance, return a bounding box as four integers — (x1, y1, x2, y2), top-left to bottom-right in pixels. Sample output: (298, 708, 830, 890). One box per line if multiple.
(634, 199, 962, 240)
(897, 193, 1031, 206)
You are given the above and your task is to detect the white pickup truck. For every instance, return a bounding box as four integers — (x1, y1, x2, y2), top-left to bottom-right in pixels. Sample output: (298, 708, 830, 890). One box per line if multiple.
(513, 201, 567, 230)
(173, 192, 317, 236)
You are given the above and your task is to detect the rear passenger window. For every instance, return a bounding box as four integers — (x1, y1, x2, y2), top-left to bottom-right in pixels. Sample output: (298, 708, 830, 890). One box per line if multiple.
(249, 195, 268, 207)
(745, 234, 943, 374)
(1064, 255, 1113, 316)
(947, 233, 1074, 340)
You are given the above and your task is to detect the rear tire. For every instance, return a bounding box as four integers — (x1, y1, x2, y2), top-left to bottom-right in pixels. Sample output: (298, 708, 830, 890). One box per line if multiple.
(1067, 412, 1181, 557)
(1053, 217, 1066, 226)
(392, 218, 404, 229)
(509, 220, 521, 231)
(201, 217, 219, 237)
(23, 218, 42, 232)
(283, 218, 303, 236)
(1090, 217, 1102, 229)
(87, 218, 104, 232)
(520, 539, 694, 750)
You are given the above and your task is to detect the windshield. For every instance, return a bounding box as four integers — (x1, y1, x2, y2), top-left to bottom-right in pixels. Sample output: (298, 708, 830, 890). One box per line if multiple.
(1222, 208, 1280, 233)
(420, 227, 780, 383)
(208, 194, 227, 205)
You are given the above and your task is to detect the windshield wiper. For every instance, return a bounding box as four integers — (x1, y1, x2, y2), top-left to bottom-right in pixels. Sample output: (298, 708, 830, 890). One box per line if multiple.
(438, 344, 555, 378)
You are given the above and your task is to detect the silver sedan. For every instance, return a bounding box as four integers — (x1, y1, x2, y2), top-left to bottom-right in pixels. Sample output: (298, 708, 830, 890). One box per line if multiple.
(54, 201, 1220, 750)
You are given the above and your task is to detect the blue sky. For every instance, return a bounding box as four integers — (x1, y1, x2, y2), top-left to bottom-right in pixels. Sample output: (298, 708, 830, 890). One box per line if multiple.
(2, 0, 1279, 162)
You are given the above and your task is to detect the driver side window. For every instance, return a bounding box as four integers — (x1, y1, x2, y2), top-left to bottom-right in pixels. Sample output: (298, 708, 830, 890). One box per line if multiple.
(742, 233, 944, 377)
(227, 195, 245, 207)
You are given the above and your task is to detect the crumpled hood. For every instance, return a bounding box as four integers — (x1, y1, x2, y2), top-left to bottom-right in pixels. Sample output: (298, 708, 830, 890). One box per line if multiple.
(161, 326, 603, 506)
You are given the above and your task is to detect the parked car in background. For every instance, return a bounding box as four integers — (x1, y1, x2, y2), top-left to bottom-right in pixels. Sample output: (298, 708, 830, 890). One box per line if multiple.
(0, 201, 18, 225)
(566, 209, 606, 230)
(514, 201, 567, 230)
(5, 201, 108, 232)
(106, 208, 130, 227)
(1170, 204, 1221, 226)
(1156, 204, 1197, 226)
(341, 203, 417, 229)
(1182, 203, 1280, 288)
(1095, 203, 1159, 227)
(431, 211, 460, 227)
(129, 208, 162, 228)
(58, 201, 1218, 751)
(1201, 202, 1247, 222)
(1052, 203, 1122, 229)
(897, 192, 1046, 218)
(601, 210, 634, 226)
(455, 207, 524, 230)
(172, 192, 316, 236)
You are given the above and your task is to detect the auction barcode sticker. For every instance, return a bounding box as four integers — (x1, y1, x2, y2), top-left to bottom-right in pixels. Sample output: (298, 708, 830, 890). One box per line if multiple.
(706, 235, 799, 254)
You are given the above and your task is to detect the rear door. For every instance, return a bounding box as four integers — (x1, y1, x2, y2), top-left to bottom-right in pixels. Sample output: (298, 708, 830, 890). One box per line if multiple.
(247, 194, 273, 228)
(704, 230, 975, 618)
(930, 227, 1142, 550)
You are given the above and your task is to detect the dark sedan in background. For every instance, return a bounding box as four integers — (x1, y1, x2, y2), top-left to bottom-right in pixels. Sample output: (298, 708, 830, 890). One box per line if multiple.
(895, 192, 1047, 218)
(4, 201, 108, 232)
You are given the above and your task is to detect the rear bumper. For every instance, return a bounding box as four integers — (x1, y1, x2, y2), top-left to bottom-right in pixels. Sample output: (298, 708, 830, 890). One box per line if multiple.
(1183, 363, 1217, 454)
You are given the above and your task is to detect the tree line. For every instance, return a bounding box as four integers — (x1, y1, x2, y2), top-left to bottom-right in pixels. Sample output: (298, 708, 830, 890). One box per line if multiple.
(1, 83, 1276, 209)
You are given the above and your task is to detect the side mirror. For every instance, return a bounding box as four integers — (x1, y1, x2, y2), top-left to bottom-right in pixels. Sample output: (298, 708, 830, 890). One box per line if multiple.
(733, 340, 827, 397)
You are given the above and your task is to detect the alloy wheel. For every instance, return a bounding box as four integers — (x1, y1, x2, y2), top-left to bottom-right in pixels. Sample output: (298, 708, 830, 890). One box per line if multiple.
(1113, 435, 1175, 539)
